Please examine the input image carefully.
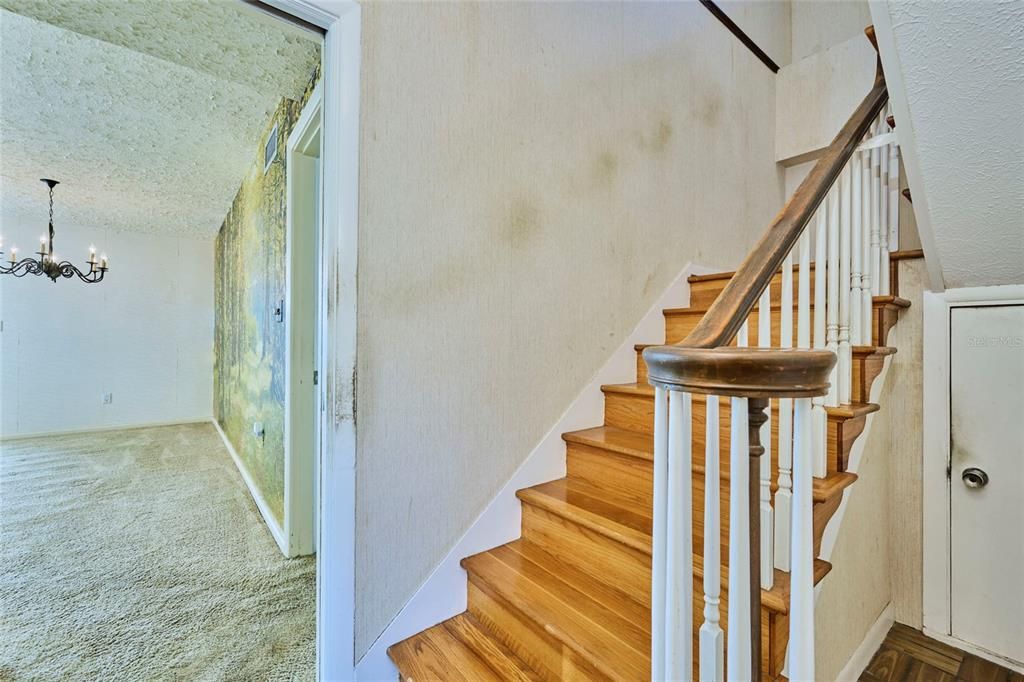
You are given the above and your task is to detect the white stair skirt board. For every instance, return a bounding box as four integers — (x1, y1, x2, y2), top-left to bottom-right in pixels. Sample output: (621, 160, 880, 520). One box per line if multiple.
(212, 419, 289, 557)
(836, 603, 895, 682)
(353, 261, 722, 680)
(0, 418, 213, 442)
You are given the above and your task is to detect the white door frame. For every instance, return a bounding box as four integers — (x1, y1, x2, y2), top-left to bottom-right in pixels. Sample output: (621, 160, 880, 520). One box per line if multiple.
(922, 283, 1024, 671)
(284, 80, 323, 558)
(260, 1, 360, 678)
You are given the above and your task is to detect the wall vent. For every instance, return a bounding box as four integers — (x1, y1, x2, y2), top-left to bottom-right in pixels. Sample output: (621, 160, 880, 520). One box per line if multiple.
(264, 123, 279, 173)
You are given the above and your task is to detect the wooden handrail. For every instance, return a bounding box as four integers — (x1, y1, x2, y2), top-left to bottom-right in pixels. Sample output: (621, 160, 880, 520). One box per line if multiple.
(678, 72, 888, 350)
(643, 28, 889, 682)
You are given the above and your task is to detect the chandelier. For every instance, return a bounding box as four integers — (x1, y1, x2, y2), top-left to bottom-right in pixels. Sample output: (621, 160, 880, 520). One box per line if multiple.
(0, 179, 108, 283)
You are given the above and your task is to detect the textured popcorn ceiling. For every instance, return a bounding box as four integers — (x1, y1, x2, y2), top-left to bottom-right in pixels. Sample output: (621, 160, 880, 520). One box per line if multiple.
(0, 5, 319, 240)
(883, 0, 1024, 288)
(0, 0, 320, 100)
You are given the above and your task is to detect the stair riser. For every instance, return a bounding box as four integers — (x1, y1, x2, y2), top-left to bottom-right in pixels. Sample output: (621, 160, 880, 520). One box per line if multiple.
(521, 504, 651, 606)
(467, 580, 607, 682)
(566, 443, 652, 503)
(604, 392, 857, 473)
(665, 304, 893, 346)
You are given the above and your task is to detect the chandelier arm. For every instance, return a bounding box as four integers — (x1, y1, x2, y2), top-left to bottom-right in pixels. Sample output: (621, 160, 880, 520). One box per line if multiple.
(0, 258, 45, 277)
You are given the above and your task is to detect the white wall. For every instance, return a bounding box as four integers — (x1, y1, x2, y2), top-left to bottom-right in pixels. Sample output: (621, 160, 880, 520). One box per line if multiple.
(791, 0, 871, 64)
(354, 0, 788, 658)
(0, 224, 214, 438)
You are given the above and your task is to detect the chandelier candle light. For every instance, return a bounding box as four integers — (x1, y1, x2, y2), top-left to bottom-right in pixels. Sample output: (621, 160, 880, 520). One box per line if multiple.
(0, 179, 108, 283)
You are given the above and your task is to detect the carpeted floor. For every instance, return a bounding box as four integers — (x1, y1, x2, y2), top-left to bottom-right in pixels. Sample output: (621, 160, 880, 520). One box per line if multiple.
(0, 423, 315, 681)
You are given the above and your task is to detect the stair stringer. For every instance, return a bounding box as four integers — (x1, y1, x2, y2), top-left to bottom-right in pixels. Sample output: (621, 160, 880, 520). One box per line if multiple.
(355, 261, 722, 680)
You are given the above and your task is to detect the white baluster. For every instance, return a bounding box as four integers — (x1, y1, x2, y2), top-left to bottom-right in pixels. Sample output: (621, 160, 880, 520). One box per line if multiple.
(888, 137, 900, 271)
(825, 182, 840, 408)
(757, 289, 773, 589)
(812, 204, 829, 476)
(737, 318, 749, 347)
(774, 253, 794, 571)
(878, 114, 891, 296)
(797, 229, 822, 489)
(838, 165, 852, 405)
(869, 121, 881, 297)
(850, 151, 864, 349)
(651, 387, 669, 682)
(699, 394, 724, 682)
(665, 390, 693, 680)
(861, 142, 874, 345)
(726, 397, 751, 682)
(788, 397, 816, 680)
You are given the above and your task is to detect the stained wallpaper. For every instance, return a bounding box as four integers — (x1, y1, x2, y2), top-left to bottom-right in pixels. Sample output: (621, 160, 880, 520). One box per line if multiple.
(214, 64, 319, 524)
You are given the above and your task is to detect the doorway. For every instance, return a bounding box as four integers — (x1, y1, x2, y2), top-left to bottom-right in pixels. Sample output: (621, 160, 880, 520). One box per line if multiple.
(284, 83, 323, 558)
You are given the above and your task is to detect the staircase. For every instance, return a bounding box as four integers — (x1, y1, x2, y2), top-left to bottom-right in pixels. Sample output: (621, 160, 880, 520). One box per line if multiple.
(388, 260, 914, 681)
(389, 26, 912, 682)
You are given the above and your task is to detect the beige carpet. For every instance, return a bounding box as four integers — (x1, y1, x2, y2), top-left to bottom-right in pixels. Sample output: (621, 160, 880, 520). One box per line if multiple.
(0, 423, 315, 681)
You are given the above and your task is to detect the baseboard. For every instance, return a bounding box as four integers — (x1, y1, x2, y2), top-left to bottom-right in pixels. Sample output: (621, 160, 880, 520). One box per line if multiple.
(0, 417, 213, 442)
(211, 418, 289, 557)
(354, 260, 720, 680)
(837, 603, 894, 681)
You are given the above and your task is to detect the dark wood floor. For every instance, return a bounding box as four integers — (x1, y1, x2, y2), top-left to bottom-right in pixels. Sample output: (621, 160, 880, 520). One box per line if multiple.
(862, 623, 1022, 682)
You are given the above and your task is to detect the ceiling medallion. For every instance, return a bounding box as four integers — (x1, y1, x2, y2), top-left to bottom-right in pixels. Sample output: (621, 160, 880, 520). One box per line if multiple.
(0, 179, 108, 283)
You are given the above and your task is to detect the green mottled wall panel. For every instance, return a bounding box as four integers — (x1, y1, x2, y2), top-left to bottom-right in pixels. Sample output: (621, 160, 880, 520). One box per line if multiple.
(214, 65, 319, 525)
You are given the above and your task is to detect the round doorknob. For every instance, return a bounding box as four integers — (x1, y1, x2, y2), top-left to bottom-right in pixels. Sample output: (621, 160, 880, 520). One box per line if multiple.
(962, 467, 989, 489)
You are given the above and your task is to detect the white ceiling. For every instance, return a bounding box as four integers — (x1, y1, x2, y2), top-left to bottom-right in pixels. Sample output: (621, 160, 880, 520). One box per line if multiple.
(0, 1, 320, 241)
(877, 0, 1024, 289)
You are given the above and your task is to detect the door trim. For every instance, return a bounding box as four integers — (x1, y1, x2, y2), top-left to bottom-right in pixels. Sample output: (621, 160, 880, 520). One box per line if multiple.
(922, 284, 1024, 670)
(284, 81, 323, 558)
(256, 1, 361, 678)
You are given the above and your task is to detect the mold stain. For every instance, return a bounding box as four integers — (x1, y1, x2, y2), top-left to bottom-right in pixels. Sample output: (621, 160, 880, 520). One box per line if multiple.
(503, 196, 542, 248)
(696, 95, 722, 128)
(592, 151, 620, 186)
(636, 118, 674, 154)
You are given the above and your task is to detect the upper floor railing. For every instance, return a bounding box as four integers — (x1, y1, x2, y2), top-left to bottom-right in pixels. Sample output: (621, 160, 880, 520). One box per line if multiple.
(644, 27, 900, 681)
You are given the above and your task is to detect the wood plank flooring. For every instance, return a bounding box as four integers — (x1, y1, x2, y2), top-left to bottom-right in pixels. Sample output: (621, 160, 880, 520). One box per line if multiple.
(862, 623, 1022, 682)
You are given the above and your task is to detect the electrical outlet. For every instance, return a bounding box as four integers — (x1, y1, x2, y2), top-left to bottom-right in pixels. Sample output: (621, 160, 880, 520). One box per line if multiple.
(102, 393, 113, 405)
(253, 421, 265, 440)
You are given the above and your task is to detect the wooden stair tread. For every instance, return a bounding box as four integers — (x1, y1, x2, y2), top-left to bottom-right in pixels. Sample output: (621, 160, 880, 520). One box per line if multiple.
(686, 259, 922, 283)
(443, 613, 544, 681)
(563, 424, 857, 503)
(663, 295, 909, 316)
(601, 382, 879, 419)
(463, 542, 650, 680)
(563, 425, 654, 461)
(874, 295, 911, 308)
(389, 616, 514, 682)
(890, 249, 924, 261)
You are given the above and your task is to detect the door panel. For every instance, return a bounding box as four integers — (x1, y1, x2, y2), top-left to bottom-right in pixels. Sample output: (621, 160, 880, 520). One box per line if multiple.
(950, 305, 1024, 664)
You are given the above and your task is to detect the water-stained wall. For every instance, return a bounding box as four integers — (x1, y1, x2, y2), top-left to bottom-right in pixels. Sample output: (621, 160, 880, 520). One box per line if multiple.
(354, 1, 789, 657)
(214, 65, 319, 524)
